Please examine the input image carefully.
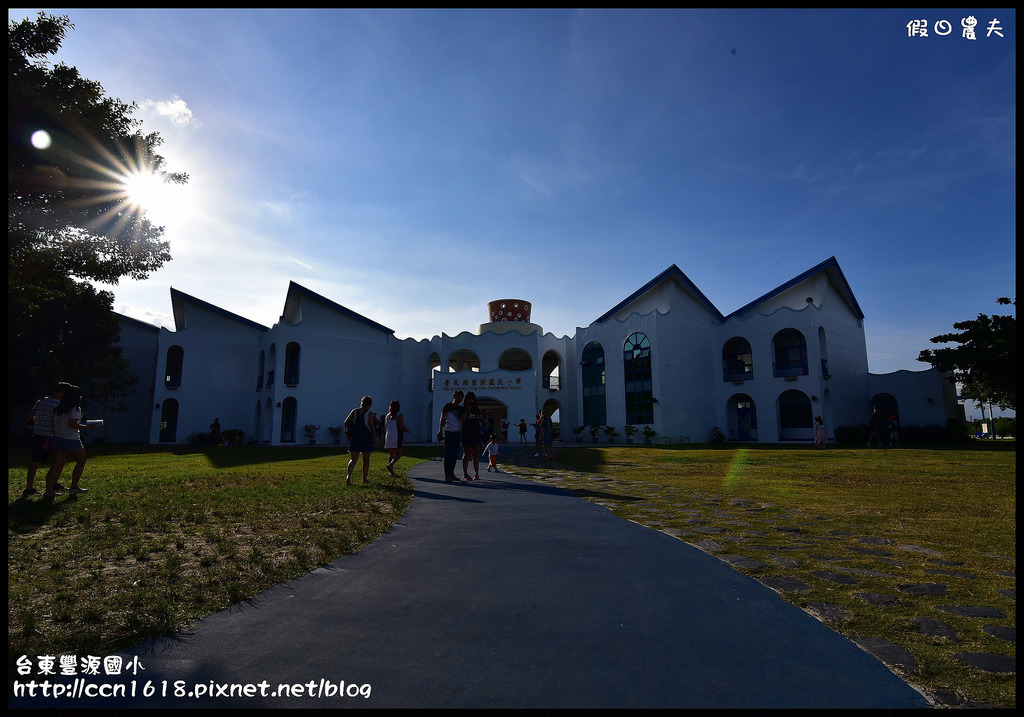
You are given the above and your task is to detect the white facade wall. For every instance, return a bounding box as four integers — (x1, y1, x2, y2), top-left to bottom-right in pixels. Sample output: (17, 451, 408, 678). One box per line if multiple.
(107, 258, 960, 446)
(151, 296, 267, 444)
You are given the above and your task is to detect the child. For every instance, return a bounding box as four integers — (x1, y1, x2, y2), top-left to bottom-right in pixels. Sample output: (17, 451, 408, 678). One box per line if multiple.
(484, 434, 501, 473)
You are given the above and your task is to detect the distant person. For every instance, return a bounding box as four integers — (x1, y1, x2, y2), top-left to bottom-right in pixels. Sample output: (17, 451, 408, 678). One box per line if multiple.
(383, 400, 410, 475)
(460, 392, 484, 480)
(533, 414, 543, 457)
(344, 396, 376, 486)
(437, 390, 465, 482)
(24, 382, 72, 496)
(814, 415, 826, 447)
(518, 419, 528, 444)
(209, 417, 221, 446)
(541, 410, 555, 460)
(867, 414, 882, 448)
(887, 415, 900, 448)
(45, 385, 98, 496)
(500, 417, 510, 441)
(479, 409, 490, 447)
(484, 434, 501, 473)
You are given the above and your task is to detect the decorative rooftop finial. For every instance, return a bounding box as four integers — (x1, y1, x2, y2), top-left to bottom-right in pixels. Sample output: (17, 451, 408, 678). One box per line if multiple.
(488, 299, 531, 323)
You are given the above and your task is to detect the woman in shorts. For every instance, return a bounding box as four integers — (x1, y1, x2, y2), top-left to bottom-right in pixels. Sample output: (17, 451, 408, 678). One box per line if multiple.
(45, 386, 97, 496)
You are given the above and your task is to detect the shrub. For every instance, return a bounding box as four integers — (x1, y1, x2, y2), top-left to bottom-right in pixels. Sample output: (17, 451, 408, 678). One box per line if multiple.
(186, 431, 210, 446)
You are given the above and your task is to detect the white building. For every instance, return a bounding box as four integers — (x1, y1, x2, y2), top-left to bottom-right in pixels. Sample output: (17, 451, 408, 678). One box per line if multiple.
(102, 257, 961, 446)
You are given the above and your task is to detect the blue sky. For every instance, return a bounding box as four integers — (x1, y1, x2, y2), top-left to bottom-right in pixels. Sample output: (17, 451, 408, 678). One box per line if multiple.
(12, 9, 1016, 416)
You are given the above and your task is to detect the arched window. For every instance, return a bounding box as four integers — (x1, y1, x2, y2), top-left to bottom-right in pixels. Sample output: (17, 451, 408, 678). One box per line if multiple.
(723, 337, 753, 382)
(581, 341, 606, 427)
(542, 350, 562, 391)
(158, 398, 179, 442)
(165, 345, 184, 388)
(284, 342, 301, 386)
(623, 333, 653, 424)
(266, 344, 277, 388)
(448, 350, 480, 372)
(818, 326, 830, 377)
(779, 390, 813, 429)
(280, 397, 297, 443)
(428, 353, 440, 392)
(256, 351, 265, 391)
(773, 329, 808, 378)
(498, 349, 532, 371)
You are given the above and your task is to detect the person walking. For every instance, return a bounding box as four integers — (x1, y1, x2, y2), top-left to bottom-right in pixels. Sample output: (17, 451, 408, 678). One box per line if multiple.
(867, 413, 882, 448)
(518, 418, 528, 444)
(533, 414, 543, 457)
(814, 415, 826, 448)
(460, 392, 484, 480)
(887, 415, 900, 448)
(437, 390, 465, 482)
(344, 396, 376, 485)
(383, 400, 410, 475)
(44, 385, 98, 497)
(541, 409, 555, 460)
(24, 382, 72, 496)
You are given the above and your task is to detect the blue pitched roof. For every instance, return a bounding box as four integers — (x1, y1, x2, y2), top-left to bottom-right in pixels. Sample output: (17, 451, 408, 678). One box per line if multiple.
(724, 256, 864, 321)
(169, 288, 270, 332)
(114, 312, 160, 333)
(284, 281, 395, 335)
(595, 264, 726, 324)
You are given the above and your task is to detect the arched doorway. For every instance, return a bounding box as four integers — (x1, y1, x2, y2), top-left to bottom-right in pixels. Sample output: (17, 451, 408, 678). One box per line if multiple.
(542, 398, 561, 439)
(477, 397, 508, 441)
(727, 394, 758, 441)
(159, 399, 179, 442)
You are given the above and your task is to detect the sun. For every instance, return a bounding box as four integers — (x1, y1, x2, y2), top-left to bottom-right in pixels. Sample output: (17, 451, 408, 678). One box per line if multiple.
(120, 168, 190, 224)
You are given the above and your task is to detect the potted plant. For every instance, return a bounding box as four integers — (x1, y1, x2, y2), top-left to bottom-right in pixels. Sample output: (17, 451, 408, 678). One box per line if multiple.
(641, 425, 657, 444)
(328, 425, 344, 445)
(623, 424, 638, 444)
(572, 425, 586, 442)
(588, 425, 601, 443)
(603, 425, 619, 443)
(303, 423, 320, 445)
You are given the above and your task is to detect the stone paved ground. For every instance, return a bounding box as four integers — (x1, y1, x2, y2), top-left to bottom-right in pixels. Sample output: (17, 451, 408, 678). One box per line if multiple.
(499, 448, 1016, 709)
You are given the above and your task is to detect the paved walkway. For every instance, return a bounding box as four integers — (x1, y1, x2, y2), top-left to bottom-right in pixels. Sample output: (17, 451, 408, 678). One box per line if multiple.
(11, 460, 928, 709)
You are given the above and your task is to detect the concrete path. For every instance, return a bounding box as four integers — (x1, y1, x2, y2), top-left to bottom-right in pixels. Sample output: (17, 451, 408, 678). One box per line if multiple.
(10, 460, 928, 709)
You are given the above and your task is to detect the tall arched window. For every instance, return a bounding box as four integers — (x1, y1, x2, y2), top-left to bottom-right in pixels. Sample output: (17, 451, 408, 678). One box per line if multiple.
(165, 345, 184, 388)
(723, 337, 753, 382)
(773, 329, 808, 378)
(284, 342, 301, 386)
(581, 341, 606, 427)
(542, 350, 562, 391)
(280, 397, 297, 443)
(623, 333, 653, 424)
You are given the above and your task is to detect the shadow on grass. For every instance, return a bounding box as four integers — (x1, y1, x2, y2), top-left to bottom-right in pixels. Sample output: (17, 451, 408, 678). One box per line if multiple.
(8, 493, 81, 532)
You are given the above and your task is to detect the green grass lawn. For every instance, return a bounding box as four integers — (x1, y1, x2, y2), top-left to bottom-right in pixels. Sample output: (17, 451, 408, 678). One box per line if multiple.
(501, 441, 1016, 708)
(8, 441, 1015, 707)
(8, 444, 422, 678)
